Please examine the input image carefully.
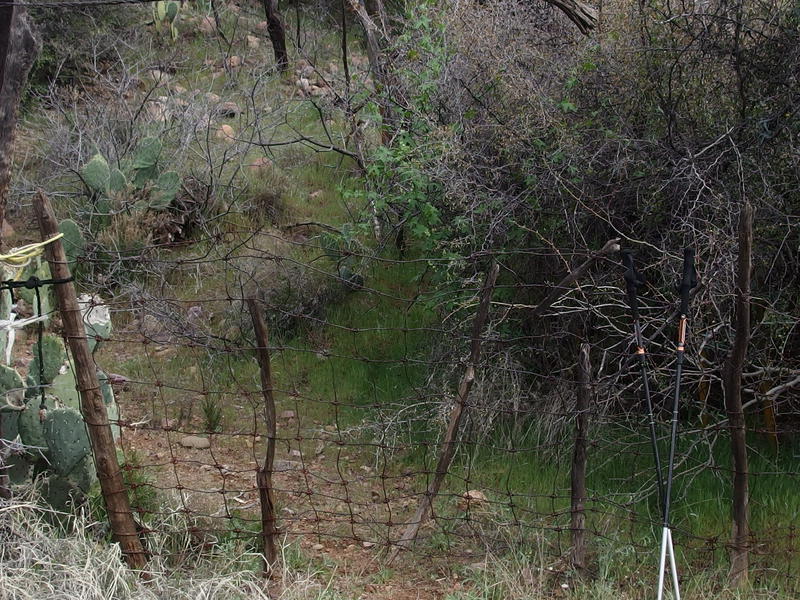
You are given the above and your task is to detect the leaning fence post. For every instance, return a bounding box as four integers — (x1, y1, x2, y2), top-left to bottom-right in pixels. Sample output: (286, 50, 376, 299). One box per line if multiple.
(246, 298, 278, 574)
(390, 261, 499, 559)
(571, 343, 591, 573)
(33, 190, 147, 569)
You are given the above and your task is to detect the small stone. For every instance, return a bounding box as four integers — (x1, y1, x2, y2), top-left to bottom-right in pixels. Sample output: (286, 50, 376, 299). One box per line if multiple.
(295, 77, 310, 92)
(254, 20, 268, 32)
(216, 124, 236, 142)
(198, 15, 216, 34)
(457, 489, 488, 511)
(225, 55, 243, 69)
(324, 425, 335, 432)
(216, 101, 241, 118)
(309, 85, 328, 97)
(362, 541, 375, 549)
(312, 543, 324, 551)
(280, 410, 296, 419)
(273, 460, 302, 472)
(149, 69, 170, 83)
(172, 84, 187, 94)
(204, 92, 221, 104)
(290, 449, 302, 457)
(180, 435, 211, 449)
(247, 156, 273, 174)
(309, 190, 323, 200)
(246, 34, 260, 49)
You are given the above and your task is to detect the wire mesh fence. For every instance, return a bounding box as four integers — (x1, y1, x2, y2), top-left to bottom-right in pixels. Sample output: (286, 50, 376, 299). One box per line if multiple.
(4, 208, 797, 594)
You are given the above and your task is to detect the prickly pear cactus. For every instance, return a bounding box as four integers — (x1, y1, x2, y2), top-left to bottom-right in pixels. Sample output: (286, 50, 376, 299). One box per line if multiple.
(109, 168, 128, 194)
(15, 259, 53, 320)
(28, 333, 67, 391)
(81, 153, 111, 195)
(58, 219, 86, 272)
(42, 407, 92, 476)
(133, 137, 162, 185)
(150, 170, 181, 210)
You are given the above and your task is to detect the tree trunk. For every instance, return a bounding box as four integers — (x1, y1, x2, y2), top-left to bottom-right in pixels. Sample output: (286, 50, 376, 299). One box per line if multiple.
(348, 0, 397, 145)
(262, 0, 288, 73)
(570, 343, 591, 573)
(723, 201, 753, 587)
(0, 8, 39, 251)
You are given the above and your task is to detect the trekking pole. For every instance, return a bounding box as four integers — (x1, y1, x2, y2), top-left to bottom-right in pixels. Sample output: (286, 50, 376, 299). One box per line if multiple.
(656, 248, 697, 600)
(621, 250, 665, 505)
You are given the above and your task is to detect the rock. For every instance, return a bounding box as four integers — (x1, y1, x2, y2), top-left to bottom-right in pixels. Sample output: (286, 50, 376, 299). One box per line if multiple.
(1, 219, 15, 240)
(172, 84, 187, 94)
(309, 85, 329, 97)
(296, 62, 314, 78)
(280, 410, 296, 419)
(139, 314, 170, 342)
(457, 489, 488, 511)
(290, 449, 302, 457)
(246, 34, 260, 49)
(180, 435, 211, 449)
(273, 460, 302, 472)
(295, 77, 310, 93)
(216, 124, 236, 142)
(225, 55, 243, 69)
(145, 101, 170, 122)
(312, 543, 324, 551)
(198, 15, 216, 34)
(309, 189, 323, 200)
(216, 101, 241, 118)
(247, 156, 273, 174)
(149, 69, 171, 83)
(254, 20, 268, 32)
(362, 541, 375, 549)
(204, 92, 221, 104)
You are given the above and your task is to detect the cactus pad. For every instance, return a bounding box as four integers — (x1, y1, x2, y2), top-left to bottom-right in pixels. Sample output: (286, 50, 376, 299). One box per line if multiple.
(150, 170, 181, 210)
(42, 407, 91, 477)
(29, 333, 67, 387)
(58, 219, 86, 272)
(133, 137, 162, 185)
(82, 153, 111, 194)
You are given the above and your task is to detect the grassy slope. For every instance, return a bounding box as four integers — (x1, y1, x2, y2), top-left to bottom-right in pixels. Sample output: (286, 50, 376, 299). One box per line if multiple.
(7, 4, 800, 599)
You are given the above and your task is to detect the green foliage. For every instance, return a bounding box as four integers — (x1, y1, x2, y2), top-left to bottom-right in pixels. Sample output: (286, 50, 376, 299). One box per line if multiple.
(28, 334, 67, 388)
(153, 0, 181, 40)
(42, 407, 92, 477)
(201, 395, 223, 433)
(58, 219, 86, 272)
(78, 136, 181, 227)
(81, 153, 111, 194)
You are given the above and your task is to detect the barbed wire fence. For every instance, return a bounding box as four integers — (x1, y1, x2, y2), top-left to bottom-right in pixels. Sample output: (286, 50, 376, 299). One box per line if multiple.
(3, 190, 798, 594)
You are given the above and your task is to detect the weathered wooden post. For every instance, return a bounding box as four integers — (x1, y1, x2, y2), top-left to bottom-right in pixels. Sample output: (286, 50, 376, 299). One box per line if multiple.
(247, 298, 279, 574)
(34, 190, 147, 569)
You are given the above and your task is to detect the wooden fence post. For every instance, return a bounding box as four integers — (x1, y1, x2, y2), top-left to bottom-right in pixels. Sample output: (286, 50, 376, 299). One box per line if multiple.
(391, 261, 500, 558)
(33, 191, 146, 569)
(246, 298, 278, 574)
(723, 201, 753, 586)
(571, 343, 591, 573)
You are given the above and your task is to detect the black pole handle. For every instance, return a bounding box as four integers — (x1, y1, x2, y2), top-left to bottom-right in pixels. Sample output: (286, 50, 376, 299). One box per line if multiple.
(679, 247, 697, 315)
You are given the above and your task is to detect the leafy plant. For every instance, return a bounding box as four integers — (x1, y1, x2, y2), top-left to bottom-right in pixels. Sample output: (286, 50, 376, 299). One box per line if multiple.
(80, 137, 182, 222)
(153, 0, 181, 40)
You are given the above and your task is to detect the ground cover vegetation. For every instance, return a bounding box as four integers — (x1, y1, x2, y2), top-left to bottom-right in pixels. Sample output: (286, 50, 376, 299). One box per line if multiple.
(0, 0, 798, 597)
